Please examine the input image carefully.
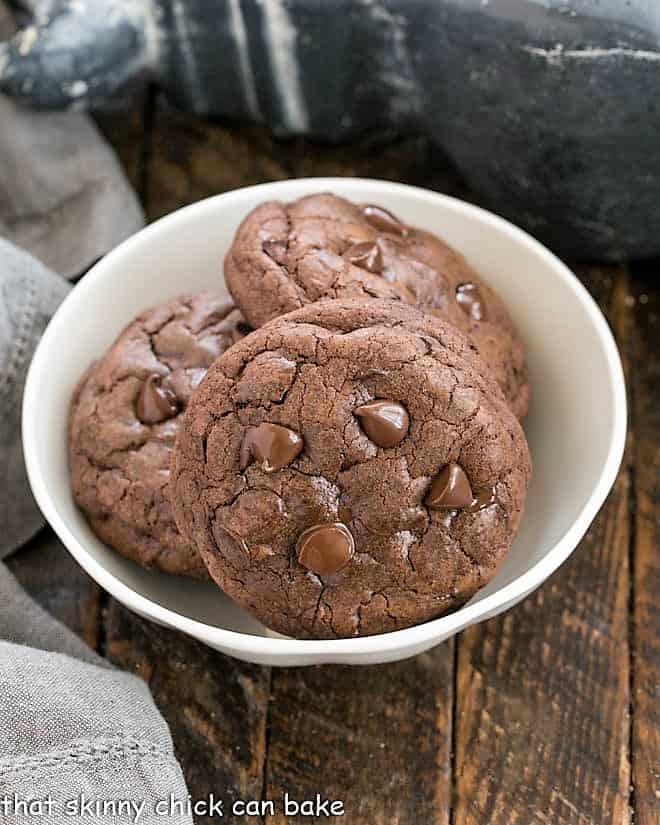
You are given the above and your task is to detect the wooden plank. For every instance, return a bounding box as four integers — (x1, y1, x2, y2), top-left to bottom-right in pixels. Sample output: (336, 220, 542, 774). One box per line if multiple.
(263, 645, 454, 825)
(6, 527, 101, 650)
(452, 265, 633, 825)
(146, 103, 465, 223)
(104, 601, 271, 825)
(94, 99, 150, 196)
(280, 134, 463, 197)
(146, 104, 287, 221)
(628, 263, 660, 825)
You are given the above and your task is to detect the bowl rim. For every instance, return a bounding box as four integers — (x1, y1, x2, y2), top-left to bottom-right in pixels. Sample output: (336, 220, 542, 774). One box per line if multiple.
(22, 177, 627, 658)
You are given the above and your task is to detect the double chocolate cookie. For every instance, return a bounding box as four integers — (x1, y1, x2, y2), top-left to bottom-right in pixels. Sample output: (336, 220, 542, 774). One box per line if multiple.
(171, 299, 531, 638)
(225, 193, 529, 418)
(69, 291, 248, 577)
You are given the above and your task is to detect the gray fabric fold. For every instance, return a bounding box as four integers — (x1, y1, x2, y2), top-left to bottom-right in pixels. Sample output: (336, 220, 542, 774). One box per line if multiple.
(0, 95, 144, 278)
(0, 3, 143, 278)
(0, 240, 70, 559)
(0, 566, 193, 824)
(0, 551, 104, 664)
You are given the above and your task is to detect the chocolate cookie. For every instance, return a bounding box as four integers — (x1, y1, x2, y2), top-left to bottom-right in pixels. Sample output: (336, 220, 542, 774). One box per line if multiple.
(225, 193, 529, 419)
(69, 291, 249, 577)
(171, 299, 531, 637)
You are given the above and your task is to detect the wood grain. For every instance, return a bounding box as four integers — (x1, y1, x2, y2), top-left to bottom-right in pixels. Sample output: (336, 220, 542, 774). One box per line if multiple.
(628, 264, 660, 825)
(263, 645, 454, 825)
(146, 101, 466, 223)
(103, 601, 271, 825)
(277, 135, 464, 198)
(146, 104, 287, 220)
(452, 266, 633, 825)
(95, 98, 151, 196)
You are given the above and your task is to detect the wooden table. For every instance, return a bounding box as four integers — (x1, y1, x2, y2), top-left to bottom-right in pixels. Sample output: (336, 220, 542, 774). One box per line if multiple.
(9, 97, 659, 825)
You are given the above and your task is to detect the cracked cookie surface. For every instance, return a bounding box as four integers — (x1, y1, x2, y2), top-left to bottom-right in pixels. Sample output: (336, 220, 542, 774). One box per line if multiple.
(225, 193, 529, 418)
(171, 299, 531, 637)
(69, 291, 248, 577)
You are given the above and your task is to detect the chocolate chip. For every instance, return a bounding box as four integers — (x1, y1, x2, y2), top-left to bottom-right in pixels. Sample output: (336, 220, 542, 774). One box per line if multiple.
(345, 241, 383, 273)
(362, 204, 408, 237)
(468, 487, 497, 512)
(355, 400, 409, 447)
(426, 462, 474, 509)
(240, 422, 303, 472)
(262, 238, 288, 264)
(136, 374, 179, 424)
(296, 523, 355, 576)
(456, 282, 487, 322)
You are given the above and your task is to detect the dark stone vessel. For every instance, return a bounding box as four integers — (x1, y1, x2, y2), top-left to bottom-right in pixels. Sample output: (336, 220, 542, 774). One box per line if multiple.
(2, 0, 660, 260)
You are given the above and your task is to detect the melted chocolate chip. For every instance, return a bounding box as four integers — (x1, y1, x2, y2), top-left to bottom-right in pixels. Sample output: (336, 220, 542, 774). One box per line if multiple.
(262, 238, 288, 264)
(355, 400, 409, 447)
(362, 204, 408, 237)
(136, 374, 179, 424)
(468, 487, 497, 512)
(240, 422, 303, 472)
(345, 241, 383, 273)
(456, 282, 487, 322)
(426, 463, 474, 509)
(296, 523, 355, 576)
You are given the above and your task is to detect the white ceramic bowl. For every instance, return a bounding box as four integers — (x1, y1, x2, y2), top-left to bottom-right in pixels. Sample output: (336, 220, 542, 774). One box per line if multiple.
(23, 178, 626, 666)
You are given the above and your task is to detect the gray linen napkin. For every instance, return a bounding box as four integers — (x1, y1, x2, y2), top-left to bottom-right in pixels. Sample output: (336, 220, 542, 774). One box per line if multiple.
(0, 240, 69, 558)
(0, 95, 144, 278)
(0, 1, 143, 278)
(0, 565, 192, 824)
